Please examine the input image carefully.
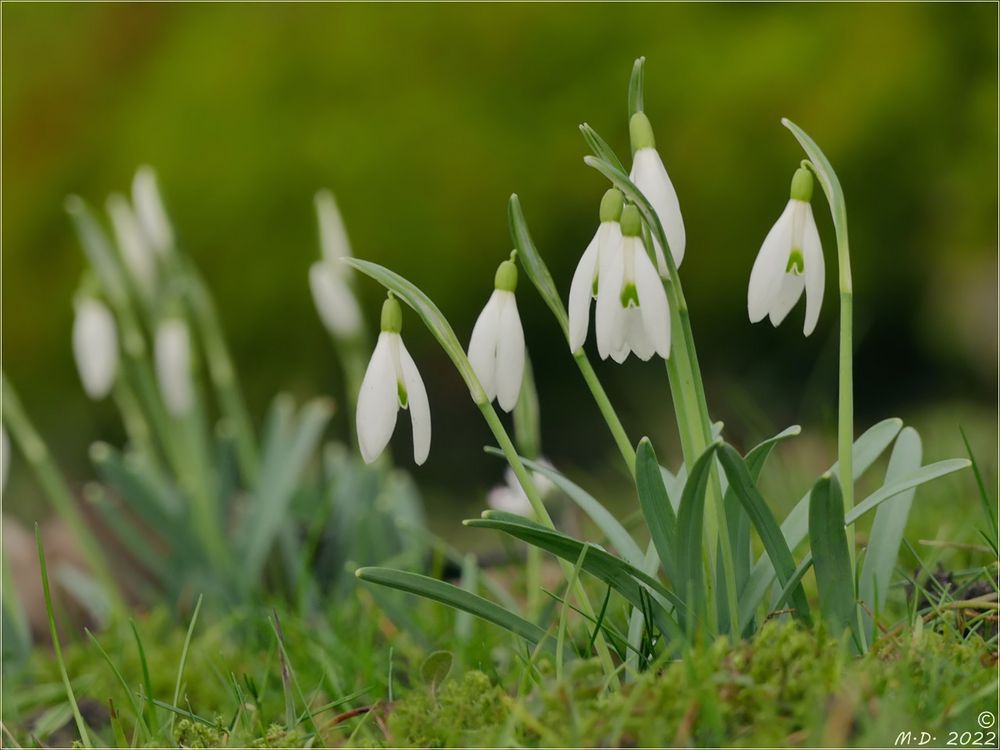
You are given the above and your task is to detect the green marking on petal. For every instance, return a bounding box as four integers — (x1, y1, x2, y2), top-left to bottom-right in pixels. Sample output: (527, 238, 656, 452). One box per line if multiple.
(397, 380, 409, 408)
(786, 249, 805, 275)
(620, 282, 639, 308)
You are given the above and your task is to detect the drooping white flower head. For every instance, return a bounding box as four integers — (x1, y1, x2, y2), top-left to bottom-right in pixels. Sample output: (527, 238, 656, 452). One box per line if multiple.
(487, 461, 556, 516)
(468, 254, 525, 412)
(309, 190, 363, 339)
(629, 112, 685, 273)
(595, 205, 671, 363)
(73, 296, 119, 400)
(356, 296, 431, 465)
(568, 188, 624, 353)
(132, 166, 174, 257)
(107, 192, 157, 300)
(748, 167, 825, 336)
(155, 317, 194, 416)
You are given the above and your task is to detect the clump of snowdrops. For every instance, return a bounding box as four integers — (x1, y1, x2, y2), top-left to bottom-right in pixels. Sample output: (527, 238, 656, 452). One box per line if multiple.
(348, 57, 973, 684)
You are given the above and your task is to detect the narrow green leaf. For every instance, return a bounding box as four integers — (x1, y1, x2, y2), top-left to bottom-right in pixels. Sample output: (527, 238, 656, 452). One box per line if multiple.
(674, 443, 720, 618)
(86, 629, 152, 740)
(356, 567, 549, 648)
(466, 513, 685, 640)
(808, 474, 856, 637)
(718, 444, 811, 628)
(634, 438, 678, 585)
(484, 447, 644, 568)
(741, 418, 903, 624)
(343, 258, 487, 401)
(65, 196, 129, 306)
(845, 458, 970, 526)
(579, 123, 627, 175)
(129, 619, 160, 736)
(168, 594, 203, 737)
(628, 56, 645, 119)
(859, 427, 922, 633)
(507, 194, 569, 336)
(960, 426, 997, 549)
(245, 398, 333, 579)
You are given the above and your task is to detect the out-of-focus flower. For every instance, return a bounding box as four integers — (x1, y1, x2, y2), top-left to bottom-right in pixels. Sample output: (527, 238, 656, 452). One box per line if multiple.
(132, 166, 174, 256)
(155, 317, 194, 416)
(73, 297, 119, 400)
(487, 461, 556, 517)
(107, 193, 157, 299)
(310, 190, 363, 339)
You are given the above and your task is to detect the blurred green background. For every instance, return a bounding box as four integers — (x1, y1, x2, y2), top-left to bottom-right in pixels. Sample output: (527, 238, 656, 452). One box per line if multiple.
(4, 3, 996, 515)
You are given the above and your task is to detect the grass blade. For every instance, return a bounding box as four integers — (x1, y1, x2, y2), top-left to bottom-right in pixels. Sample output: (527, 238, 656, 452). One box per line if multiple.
(169, 594, 203, 737)
(129, 619, 160, 736)
(740, 418, 903, 626)
(674, 443, 720, 621)
(634, 438, 679, 584)
(808, 474, 857, 638)
(718, 445, 811, 628)
(960, 426, 997, 551)
(485, 447, 644, 567)
(859, 427, 922, 637)
(356, 567, 550, 649)
(35, 525, 93, 748)
(85, 628, 152, 740)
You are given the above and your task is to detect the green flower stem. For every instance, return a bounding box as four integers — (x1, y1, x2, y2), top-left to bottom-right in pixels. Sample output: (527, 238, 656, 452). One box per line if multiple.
(183, 266, 260, 486)
(479, 402, 620, 686)
(2, 374, 122, 608)
(573, 353, 636, 474)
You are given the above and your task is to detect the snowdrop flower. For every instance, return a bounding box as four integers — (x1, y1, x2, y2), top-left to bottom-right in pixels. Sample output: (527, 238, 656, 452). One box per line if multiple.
(309, 191, 363, 339)
(487, 461, 555, 517)
(748, 167, 825, 336)
(595, 205, 671, 363)
(568, 188, 624, 353)
(629, 112, 685, 273)
(107, 193, 157, 299)
(356, 295, 430, 465)
(132, 166, 174, 257)
(467, 254, 525, 412)
(155, 317, 194, 416)
(73, 296, 119, 399)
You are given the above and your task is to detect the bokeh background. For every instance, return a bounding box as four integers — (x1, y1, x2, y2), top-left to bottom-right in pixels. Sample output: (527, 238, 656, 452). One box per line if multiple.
(4, 3, 997, 525)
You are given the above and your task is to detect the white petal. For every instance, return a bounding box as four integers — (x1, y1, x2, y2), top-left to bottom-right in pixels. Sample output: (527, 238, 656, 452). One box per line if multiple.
(315, 190, 353, 265)
(494, 292, 525, 412)
(107, 193, 157, 298)
(155, 319, 193, 416)
(768, 273, 805, 327)
(467, 291, 502, 401)
(801, 206, 825, 336)
(309, 261, 363, 338)
(631, 148, 685, 270)
(487, 485, 533, 516)
(624, 306, 654, 361)
(568, 231, 600, 352)
(633, 242, 671, 359)
(131, 166, 174, 256)
(595, 242, 626, 360)
(356, 333, 400, 463)
(73, 299, 119, 400)
(397, 338, 431, 465)
(748, 200, 795, 323)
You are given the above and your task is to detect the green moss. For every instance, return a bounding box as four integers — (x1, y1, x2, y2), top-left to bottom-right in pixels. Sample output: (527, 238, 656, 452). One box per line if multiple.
(387, 671, 508, 747)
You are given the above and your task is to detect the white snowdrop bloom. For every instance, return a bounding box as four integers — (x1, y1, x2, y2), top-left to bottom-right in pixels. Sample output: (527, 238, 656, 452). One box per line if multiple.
(595, 205, 671, 363)
(629, 112, 685, 273)
(310, 261, 363, 339)
(748, 167, 825, 336)
(155, 317, 194, 416)
(1, 428, 9, 494)
(73, 297, 119, 400)
(487, 462, 555, 517)
(132, 166, 174, 256)
(568, 188, 624, 353)
(467, 255, 525, 412)
(356, 296, 431, 465)
(107, 193, 157, 299)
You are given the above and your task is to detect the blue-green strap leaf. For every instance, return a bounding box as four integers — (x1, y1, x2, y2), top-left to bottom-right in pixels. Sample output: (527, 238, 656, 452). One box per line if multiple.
(674, 443, 720, 619)
(635, 438, 679, 585)
(808, 474, 857, 638)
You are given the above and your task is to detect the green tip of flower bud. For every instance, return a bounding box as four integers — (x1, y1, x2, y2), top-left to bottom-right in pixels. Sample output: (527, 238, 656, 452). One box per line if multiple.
(619, 205, 642, 237)
(494, 259, 518, 292)
(380, 295, 402, 333)
(629, 111, 656, 152)
(599, 188, 625, 223)
(790, 167, 813, 202)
